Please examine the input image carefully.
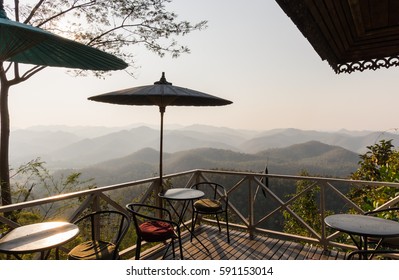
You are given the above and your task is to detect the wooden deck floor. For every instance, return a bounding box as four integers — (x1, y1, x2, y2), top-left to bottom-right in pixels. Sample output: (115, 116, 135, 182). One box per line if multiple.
(138, 225, 348, 260)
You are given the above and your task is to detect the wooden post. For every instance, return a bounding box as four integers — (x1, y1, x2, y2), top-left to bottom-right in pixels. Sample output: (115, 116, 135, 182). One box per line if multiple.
(248, 175, 254, 239)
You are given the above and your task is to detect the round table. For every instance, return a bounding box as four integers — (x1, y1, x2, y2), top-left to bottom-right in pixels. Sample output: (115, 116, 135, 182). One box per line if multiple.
(0, 221, 79, 259)
(159, 188, 208, 253)
(325, 214, 399, 258)
(160, 188, 204, 201)
(325, 214, 399, 239)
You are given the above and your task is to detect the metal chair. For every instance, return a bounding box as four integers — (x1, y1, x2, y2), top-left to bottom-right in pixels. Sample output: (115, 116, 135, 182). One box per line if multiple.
(356, 207, 399, 259)
(67, 210, 130, 260)
(190, 182, 230, 243)
(347, 249, 399, 260)
(347, 207, 399, 259)
(126, 203, 183, 260)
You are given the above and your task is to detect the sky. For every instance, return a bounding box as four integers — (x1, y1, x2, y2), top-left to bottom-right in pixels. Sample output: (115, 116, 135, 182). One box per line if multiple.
(8, 0, 399, 133)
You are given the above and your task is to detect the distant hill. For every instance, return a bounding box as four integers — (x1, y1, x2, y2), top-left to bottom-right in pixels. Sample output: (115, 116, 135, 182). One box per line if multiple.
(64, 141, 359, 186)
(11, 129, 81, 164)
(65, 148, 160, 186)
(11, 125, 249, 168)
(10, 124, 398, 170)
(258, 141, 359, 177)
(239, 128, 399, 154)
(43, 127, 160, 168)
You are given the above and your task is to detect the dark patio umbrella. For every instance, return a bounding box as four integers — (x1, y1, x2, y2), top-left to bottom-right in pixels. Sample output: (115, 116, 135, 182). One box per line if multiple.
(88, 72, 232, 189)
(0, 5, 127, 70)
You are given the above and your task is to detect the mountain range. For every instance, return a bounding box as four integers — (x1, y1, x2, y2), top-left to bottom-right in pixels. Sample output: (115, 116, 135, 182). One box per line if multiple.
(10, 124, 399, 170)
(54, 141, 359, 187)
(9, 123, 398, 188)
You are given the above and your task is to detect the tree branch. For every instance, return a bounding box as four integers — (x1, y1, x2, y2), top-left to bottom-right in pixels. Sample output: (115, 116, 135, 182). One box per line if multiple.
(32, 1, 96, 28)
(20, 65, 47, 80)
(24, 0, 46, 24)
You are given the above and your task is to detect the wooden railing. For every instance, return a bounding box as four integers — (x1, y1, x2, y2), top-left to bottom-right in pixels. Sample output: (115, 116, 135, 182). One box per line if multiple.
(1, 169, 399, 258)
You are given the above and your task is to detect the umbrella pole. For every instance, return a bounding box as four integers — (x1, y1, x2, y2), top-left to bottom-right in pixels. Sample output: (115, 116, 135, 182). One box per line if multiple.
(156, 106, 166, 214)
(159, 106, 165, 190)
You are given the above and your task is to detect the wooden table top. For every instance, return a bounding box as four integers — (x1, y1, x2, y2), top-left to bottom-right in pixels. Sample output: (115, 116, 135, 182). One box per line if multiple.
(0, 221, 79, 254)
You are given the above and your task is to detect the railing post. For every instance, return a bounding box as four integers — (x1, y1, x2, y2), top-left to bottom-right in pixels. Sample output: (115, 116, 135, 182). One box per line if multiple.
(156, 178, 163, 219)
(91, 194, 101, 238)
(320, 182, 327, 250)
(248, 175, 255, 239)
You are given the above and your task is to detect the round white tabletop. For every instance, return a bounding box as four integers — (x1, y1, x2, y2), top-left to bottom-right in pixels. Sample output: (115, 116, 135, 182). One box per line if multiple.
(0, 221, 79, 254)
(159, 188, 204, 201)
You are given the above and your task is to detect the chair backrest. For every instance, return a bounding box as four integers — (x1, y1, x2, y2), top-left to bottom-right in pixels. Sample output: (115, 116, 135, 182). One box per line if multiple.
(365, 207, 399, 248)
(125, 203, 175, 234)
(190, 182, 228, 202)
(73, 210, 130, 248)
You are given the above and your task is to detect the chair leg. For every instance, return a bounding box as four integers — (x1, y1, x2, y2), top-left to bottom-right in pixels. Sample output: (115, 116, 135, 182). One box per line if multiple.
(171, 239, 176, 259)
(191, 212, 199, 242)
(225, 210, 230, 243)
(135, 240, 141, 260)
(162, 241, 173, 260)
(216, 214, 221, 232)
(178, 236, 184, 260)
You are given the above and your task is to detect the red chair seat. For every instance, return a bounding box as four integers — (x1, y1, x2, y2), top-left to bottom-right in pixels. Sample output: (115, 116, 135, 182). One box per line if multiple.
(139, 221, 175, 242)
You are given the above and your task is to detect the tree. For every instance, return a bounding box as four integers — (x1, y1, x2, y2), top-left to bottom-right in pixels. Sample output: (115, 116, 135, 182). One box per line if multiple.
(283, 170, 324, 237)
(0, 0, 207, 206)
(0, 158, 95, 259)
(349, 139, 399, 211)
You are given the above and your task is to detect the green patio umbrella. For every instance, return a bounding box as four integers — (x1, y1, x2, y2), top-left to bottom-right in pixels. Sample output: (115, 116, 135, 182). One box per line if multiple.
(88, 72, 232, 190)
(0, 5, 127, 70)
(0, 3, 127, 207)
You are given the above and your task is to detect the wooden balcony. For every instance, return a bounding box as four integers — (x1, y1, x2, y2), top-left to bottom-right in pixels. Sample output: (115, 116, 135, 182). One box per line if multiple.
(1, 169, 399, 260)
(137, 225, 348, 260)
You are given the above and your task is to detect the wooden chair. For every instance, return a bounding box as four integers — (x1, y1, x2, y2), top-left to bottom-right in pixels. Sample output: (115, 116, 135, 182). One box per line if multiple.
(67, 210, 130, 260)
(126, 203, 183, 260)
(190, 182, 230, 243)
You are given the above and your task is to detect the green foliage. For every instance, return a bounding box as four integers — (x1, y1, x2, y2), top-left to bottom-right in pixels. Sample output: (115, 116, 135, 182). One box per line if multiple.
(349, 140, 399, 211)
(6, 158, 95, 224)
(282, 171, 326, 237)
(15, 0, 207, 72)
(0, 159, 98, 259)
(10, 158, 95, 202)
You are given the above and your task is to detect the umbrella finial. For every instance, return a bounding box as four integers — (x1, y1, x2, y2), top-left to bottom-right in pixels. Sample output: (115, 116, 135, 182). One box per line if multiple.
(154, 72, 172, 85)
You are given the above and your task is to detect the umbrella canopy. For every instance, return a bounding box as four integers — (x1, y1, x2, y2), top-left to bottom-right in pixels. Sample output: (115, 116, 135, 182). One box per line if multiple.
(0, 8, 127, 70)
(88, 72, 232, 107)
(88, 72, 232, 189)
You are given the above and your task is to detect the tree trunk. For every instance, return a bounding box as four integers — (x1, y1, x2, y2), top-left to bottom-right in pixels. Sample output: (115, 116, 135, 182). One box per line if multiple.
(0, 75, 11, 206)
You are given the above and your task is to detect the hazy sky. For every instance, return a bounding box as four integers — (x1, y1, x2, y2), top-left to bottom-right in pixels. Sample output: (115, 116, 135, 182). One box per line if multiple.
(8, 0, 399, 132)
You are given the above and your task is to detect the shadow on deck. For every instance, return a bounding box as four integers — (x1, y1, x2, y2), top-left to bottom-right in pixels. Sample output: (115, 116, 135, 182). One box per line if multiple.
(137, 225, 348, 260)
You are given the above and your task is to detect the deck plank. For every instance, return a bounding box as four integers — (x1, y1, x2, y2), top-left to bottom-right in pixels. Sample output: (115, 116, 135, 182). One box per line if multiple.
(139, 225, 347, 260)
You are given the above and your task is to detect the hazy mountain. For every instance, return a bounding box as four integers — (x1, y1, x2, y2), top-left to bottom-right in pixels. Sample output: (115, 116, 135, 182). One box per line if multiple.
(44, 127, 160, 168)
(179, 124, 259, 141)
(239, 128, 399, 154)
(22, 125, 123, 139)
(258, 141, 359, 177)
(70, 141, 359, 186)
(23, 126, 243, 168)
(10, 124, 399, 170)
(19, 123, 162, 138)
(63, 148, 160, 186)
(11, 129, 82, 165)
